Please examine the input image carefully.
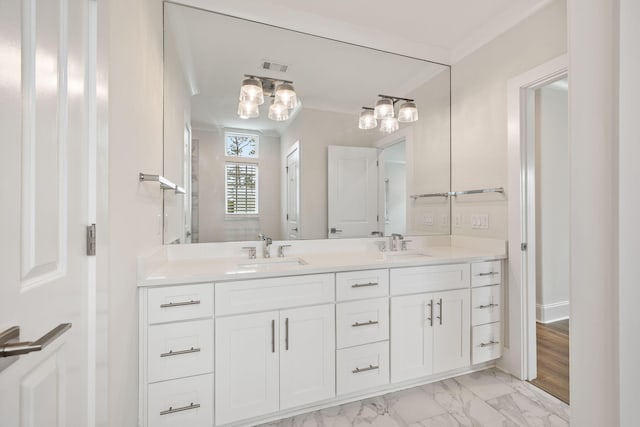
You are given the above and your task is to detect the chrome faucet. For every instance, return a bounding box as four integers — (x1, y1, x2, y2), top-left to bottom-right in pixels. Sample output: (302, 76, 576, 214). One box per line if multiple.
(390, 233, 404, 251)
(258, 234, 273, 258)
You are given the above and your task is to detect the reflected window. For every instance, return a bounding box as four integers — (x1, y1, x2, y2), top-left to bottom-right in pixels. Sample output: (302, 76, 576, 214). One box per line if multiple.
(225, 163, 258, 215)
(225, 132, 259, 158)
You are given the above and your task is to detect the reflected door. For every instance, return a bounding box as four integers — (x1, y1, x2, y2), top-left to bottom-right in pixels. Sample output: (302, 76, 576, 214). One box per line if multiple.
(286, 144, 300, 239)
(0, 0, 93, 425)
(327, 146, 378, 238)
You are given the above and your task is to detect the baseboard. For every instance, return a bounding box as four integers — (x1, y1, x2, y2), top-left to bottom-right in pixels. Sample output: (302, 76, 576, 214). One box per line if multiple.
(536, 301, 569, 323)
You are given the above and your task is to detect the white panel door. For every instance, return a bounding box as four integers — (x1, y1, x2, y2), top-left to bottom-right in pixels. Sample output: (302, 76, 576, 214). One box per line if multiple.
(433, 289, 471, 373)
(327, 145, 378, 238)
(0, 0, 93, 426)
(215, 311, 279, 424)
(280, 304, 335, 410)
(390, 294, 434, 382)
(286, 144, 300, 239)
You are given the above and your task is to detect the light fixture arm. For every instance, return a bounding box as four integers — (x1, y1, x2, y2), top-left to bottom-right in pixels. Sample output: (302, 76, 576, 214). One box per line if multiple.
(377, 94, 415, 104)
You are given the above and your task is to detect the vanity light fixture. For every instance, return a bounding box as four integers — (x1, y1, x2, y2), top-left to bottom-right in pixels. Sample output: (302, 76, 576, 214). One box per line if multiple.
(358, 107, 377, 130)
(268, 99, 289, 121)
(360, 95, 418, 132)
(237, 75, 299, 121)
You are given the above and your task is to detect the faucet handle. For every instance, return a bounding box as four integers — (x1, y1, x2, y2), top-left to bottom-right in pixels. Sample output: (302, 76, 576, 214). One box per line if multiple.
(278, 244, 292, 258)
(375, 240, 387, 252)
(241, 246, 257, 259)
(401, 240, 412, 251)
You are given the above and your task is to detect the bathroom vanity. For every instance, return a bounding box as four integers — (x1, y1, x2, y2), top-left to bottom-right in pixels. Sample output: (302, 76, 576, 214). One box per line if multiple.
(137, 238, 505, 427)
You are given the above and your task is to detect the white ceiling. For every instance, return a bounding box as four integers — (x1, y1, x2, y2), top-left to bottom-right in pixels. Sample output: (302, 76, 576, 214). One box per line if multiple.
(175, 0, 553, 64)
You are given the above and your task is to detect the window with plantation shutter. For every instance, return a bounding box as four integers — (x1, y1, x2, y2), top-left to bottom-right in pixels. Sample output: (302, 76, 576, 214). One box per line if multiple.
(225, 162, 258, 214)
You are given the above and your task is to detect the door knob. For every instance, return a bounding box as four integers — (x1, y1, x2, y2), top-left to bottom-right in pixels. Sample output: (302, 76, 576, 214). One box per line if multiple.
(0, 323, 72, 358)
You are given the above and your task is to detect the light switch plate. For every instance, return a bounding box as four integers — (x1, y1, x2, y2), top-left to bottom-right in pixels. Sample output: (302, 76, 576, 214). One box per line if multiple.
(454, 214, 462, 228)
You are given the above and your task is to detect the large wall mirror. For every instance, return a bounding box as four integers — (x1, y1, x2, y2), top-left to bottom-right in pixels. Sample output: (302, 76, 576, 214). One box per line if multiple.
(163, 3, 451, 244)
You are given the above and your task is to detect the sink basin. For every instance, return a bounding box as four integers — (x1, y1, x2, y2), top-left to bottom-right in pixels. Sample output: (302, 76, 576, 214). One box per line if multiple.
(381, 251, 431, 261)
(237, 257, 308, 271)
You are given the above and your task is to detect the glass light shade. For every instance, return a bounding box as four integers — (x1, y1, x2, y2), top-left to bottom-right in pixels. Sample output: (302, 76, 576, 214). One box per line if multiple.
(237, 100, 259, 119)
(274, 83, 298, 109)
(240, 78, 264, 105)
(358, 110, 377, 130)
(374, 98, 394, 119)
(398, 101, 419, 123)
(379, 116, 399, 133)
(268, 100, 289, 121)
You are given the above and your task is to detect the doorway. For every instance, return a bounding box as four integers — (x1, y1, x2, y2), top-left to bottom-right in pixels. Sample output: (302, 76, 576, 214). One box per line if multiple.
(528, 78, 570, 403)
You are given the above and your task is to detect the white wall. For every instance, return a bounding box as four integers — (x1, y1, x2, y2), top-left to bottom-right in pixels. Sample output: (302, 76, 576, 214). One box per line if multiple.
(451, 0, 567, 239)
(535, 84, 569, 322)
(618, 1, 640, 424)
(107, 1, 164, 427)
(194, 128, 281, 242)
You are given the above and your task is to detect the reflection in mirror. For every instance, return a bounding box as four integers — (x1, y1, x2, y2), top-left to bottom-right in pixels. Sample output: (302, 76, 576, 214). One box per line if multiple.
(163, 3, 451, 244)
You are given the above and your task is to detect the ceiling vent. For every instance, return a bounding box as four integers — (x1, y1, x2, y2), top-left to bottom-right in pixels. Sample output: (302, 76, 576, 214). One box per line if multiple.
(261, 60, 289, 73)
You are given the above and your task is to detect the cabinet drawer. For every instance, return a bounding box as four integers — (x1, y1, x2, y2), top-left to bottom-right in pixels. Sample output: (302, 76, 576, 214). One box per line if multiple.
(215, 273, 334, 316)
(336, 269, 389, 301)
(147, 374, 213, 427)
(472, 322, 502, 364)
(147, 284, 213, 325)
(471, 285, 501, 326)
(336, 298, 389, 349)
(148, 319, 214, 383)
(390, 264, 470, 295)
(337, 341, 389, 395)
(471, 261, 502, 287)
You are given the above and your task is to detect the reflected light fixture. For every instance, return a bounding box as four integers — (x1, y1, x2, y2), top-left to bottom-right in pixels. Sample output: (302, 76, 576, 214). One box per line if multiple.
(239, 77, 264, 105)
(268, 99, 289, 121)
(236, 75, 299, 121)
(358, 108, 377, 130)
(237, 100, 259, 119)
(360, 95, 418, 133)
(274, 83, 298, 109)
(380, 116, 399, 133)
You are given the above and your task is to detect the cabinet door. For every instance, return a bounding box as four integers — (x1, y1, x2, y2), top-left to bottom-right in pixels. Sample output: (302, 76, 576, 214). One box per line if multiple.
(390, 293, 434, 382)
(279, 304, 335, 410)
(433, 289, 470, 373)
(215, 311, 279, 425)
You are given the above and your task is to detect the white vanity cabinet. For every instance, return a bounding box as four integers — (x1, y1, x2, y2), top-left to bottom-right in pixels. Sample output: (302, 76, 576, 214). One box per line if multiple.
(139, 283, 215, 427)
(214, 275, 335, 425)
(470, 261, 504, 364)
(390, 288, 470, 382)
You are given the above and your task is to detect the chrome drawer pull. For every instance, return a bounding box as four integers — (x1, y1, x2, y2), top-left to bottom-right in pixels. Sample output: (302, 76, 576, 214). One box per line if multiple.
(351, 282, 378, 288)
(477, 272, 499, 277)
(352, 364, 379, 374)
(160, 300, 201, 309)
(352, 320, 379, 328)
(160, 402, 200, 416)
(478, 303, 499, 309)
(160, 347, 201, 358)
(480, 340, 500, 348)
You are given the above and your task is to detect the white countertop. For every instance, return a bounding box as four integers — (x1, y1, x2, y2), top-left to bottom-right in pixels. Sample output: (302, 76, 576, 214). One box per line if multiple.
(138, 245, 506, 287)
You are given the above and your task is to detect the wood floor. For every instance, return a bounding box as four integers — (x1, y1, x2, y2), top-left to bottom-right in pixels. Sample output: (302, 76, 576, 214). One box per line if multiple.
(529, 319, 570, 404)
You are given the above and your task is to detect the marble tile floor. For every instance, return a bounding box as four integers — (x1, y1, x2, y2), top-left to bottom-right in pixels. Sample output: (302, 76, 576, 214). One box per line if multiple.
(258, 368, 570, 427)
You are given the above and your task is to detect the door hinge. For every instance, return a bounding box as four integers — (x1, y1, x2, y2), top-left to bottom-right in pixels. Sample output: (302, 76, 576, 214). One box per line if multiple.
(521, 242, 528, 251)
(377, 215, 379, 222)
(286, 213, 289, 220)
(285, 166, 289, 173)
(376, 160, 379, 167)
(86, 224, 96, 256)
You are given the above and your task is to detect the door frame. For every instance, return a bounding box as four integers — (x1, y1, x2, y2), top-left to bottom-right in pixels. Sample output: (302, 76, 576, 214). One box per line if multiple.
(285, 141, 301, 239)
(505, 54, 568, 380)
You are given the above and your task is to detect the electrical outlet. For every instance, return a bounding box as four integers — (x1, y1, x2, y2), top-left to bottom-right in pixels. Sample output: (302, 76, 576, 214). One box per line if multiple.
(471, 214, 490, 229)
(480, 214, 489, 229)
(454, 214, 462, 228)
(423, 215, 434, 226)
(441, 215, 449, 226)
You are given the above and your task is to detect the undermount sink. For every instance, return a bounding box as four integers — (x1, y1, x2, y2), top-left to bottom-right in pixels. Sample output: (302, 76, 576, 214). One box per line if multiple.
(237, 257, 308, 270)
(381, 250, 431, 261)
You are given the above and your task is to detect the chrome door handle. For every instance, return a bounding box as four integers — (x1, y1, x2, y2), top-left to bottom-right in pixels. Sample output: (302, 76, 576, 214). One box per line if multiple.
(285, 318, 289, 350)
(160, 300, 200, 308)
(477, 272, 498, 276)
(426, 300, 433, 326)
(330, 227, 343, 234)
(478, 303, 499, 309)
(352, 364, 379, 374)
(160, 347, 201, 358)
(351, 282, 378, 288)
(160, 402, 200, 416)
(271, 319, 275, 353)
(0, 323, 72, 357)
(480, 340, 500, 348)
(352, 320, 379, 327)
(436, 299, 443, 325)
